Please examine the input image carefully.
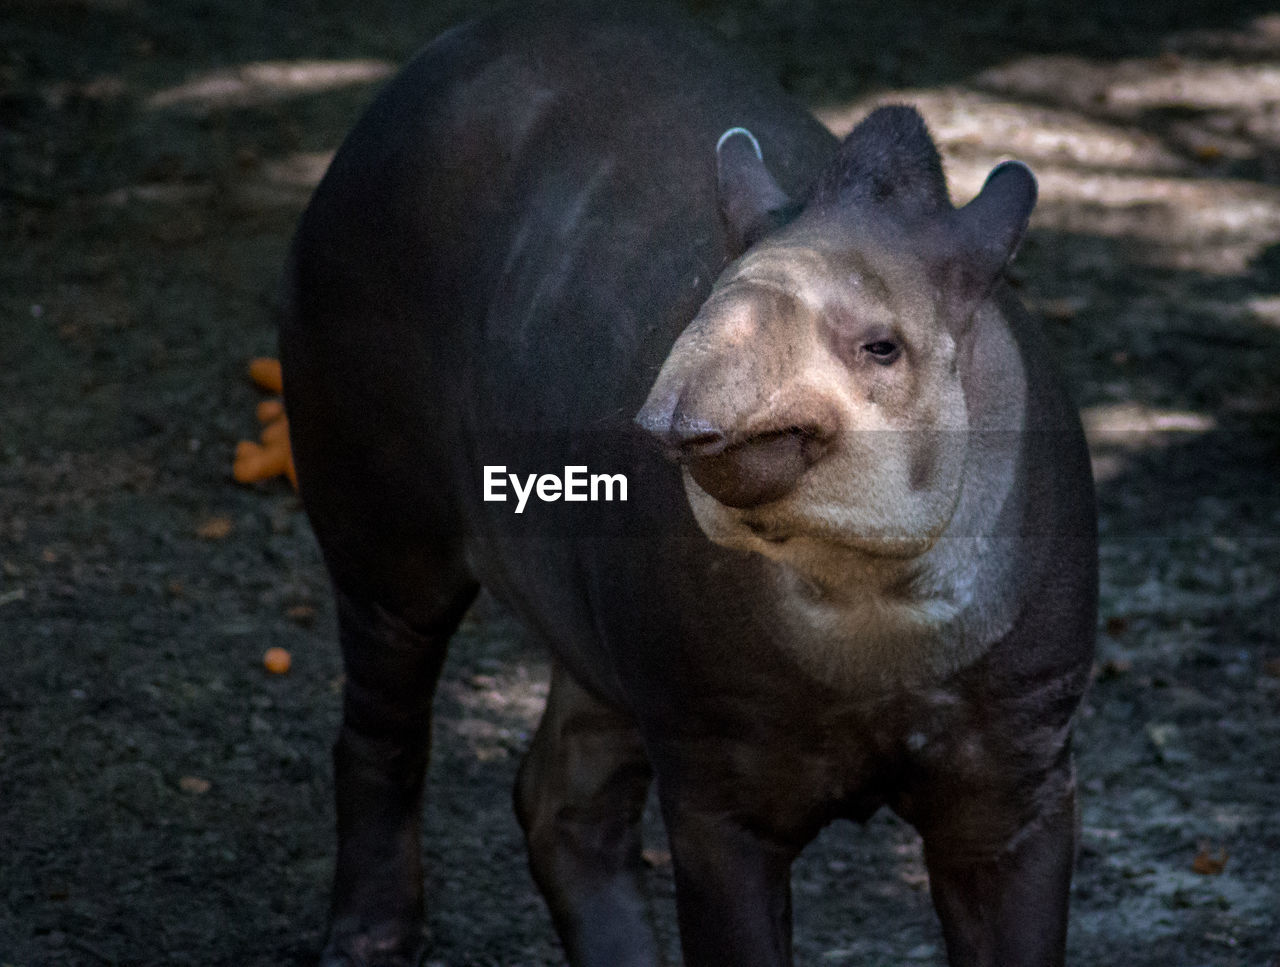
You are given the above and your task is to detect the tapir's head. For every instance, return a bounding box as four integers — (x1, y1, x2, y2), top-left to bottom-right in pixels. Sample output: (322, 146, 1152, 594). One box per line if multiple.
(636, 107, 1036, 574)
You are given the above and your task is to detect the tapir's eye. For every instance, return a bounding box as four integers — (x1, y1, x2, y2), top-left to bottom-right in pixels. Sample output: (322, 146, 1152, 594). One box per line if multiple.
(863, 340, 901, 364)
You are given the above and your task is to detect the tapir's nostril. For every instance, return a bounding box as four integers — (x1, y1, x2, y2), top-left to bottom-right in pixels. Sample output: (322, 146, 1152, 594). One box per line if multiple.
(669, 415, 728, 458)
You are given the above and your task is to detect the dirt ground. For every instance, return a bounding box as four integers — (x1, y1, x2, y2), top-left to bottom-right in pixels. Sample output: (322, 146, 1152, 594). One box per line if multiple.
(2, 0, 1279, 964)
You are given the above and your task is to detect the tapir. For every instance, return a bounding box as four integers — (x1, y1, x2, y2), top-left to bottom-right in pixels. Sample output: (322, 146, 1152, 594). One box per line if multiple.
(279, 6, 1097, 966)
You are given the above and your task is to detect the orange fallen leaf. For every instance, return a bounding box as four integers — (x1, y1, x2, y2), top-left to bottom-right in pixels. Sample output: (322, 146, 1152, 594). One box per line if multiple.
(247, 357, 283, 393)
(179, 775, 212, 795)
(263, 646, 292, 674)
(233, 357, 297, 489)
(259, 416, 289, 445)
(1192, 844, 1228, 875)
(286, 604, 316, 626)
(233, 437, 289, 483)
(196, 515, 233, 540)
(256, 398, 285, 423)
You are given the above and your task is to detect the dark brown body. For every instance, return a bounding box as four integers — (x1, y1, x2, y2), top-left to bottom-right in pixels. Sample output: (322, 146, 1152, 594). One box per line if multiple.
(281, 7, 1097, 966)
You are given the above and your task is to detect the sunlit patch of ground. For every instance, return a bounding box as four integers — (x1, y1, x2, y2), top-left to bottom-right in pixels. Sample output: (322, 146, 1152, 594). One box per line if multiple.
(146, 60, 395, 114)
(819, 36, 1280, 276)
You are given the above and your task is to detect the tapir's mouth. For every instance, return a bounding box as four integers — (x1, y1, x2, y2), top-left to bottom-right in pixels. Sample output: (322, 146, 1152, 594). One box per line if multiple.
(679, 428, 830, 509)
(742, 516, 792, 543)
(740, 510, 944, 559)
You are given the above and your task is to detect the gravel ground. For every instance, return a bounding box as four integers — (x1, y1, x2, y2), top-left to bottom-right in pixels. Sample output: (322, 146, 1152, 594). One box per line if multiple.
(2, 1, 1278, 964)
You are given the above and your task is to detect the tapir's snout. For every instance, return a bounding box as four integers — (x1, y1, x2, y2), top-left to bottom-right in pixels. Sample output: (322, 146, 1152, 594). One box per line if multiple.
(635, 387, 836, 508)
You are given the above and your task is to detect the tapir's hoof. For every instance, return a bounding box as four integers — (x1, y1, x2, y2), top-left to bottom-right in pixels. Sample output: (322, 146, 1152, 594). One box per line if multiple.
(319, 917, 426, 967)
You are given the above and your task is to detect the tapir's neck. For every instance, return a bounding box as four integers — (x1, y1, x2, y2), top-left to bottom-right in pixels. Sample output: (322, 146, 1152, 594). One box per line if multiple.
(760, 539, 962, 691)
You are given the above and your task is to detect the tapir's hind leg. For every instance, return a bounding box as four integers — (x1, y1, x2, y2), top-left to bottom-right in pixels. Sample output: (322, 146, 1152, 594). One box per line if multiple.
(321, 577, 477, 967)
(515, 662, 660, 967)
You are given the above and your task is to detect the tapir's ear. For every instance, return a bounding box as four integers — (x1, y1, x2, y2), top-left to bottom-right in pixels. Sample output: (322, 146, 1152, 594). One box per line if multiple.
(946, 160, 1037, 304)
(716, 127, 792, 255)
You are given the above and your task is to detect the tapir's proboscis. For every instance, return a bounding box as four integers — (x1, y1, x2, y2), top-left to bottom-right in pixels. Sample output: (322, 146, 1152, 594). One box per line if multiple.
(281, 7, 1097, 966)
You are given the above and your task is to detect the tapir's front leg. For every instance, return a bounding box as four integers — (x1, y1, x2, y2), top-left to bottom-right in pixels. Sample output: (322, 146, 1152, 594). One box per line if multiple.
(921, 784, 1077, 967)
(660, 796, 799, 967)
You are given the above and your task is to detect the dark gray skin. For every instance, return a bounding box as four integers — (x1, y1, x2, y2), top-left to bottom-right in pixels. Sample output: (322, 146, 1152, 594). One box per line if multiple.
(280, 7, 1097, 967)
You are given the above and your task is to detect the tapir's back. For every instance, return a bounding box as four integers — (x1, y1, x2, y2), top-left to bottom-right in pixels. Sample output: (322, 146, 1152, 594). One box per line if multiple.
(280, 8, 835, 621)
(284, 7, 834, 414)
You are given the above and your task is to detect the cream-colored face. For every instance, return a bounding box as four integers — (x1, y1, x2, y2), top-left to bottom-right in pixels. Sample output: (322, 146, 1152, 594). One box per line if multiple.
(648, 235, 971, 581)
